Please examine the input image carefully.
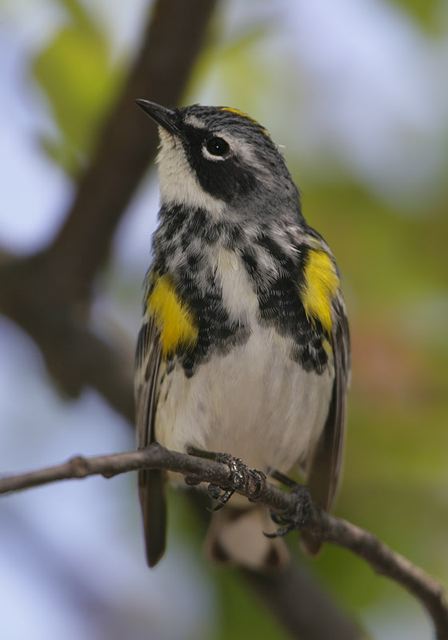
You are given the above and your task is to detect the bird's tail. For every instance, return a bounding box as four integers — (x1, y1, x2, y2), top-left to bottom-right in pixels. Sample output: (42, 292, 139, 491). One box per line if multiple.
(204, 505, 290, 570)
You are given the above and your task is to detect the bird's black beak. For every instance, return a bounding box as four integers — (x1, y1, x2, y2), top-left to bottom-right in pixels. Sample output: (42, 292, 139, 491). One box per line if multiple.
(136, 99, 180, 135)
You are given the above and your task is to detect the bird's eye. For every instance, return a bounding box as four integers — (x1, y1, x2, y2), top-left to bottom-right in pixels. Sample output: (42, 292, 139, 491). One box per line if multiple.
(205, 136, 229, 157)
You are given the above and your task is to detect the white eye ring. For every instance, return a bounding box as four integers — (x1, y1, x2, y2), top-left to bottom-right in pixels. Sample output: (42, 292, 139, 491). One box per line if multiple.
(202, 136, 230, 161)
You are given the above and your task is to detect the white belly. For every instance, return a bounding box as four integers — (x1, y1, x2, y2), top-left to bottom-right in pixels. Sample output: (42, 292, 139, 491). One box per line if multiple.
(155, 324, 333, 474)
(155, 247, 334, 475)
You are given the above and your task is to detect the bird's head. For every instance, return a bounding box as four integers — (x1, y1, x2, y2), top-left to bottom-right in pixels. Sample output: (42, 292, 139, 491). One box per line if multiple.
(137, 100, 300, 220)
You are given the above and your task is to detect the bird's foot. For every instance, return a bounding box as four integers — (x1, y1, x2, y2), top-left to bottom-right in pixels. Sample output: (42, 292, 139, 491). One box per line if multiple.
(186, 447, 266, 510)
(265, 482, 313, 538)
(208, 453, 266, 510)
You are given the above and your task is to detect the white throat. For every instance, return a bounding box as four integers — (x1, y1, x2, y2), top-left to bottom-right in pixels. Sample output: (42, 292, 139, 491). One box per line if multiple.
(156, 128, 225, 216)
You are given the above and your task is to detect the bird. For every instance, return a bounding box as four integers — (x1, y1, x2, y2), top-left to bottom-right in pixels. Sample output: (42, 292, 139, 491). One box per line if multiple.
(134, 100, 350, 570)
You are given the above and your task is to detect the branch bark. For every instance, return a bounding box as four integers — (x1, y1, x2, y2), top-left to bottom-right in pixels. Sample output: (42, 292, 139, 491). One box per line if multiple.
(1, 444, 447, 640)
(46, 0, 218, 302)
(0, 0, 217, 408)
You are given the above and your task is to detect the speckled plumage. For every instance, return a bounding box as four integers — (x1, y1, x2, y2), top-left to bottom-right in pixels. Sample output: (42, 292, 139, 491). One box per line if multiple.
(135, 102, 350, 569)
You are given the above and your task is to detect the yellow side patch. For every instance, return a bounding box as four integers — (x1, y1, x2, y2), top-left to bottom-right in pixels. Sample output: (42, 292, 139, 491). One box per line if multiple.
(147, 274, 198, 357)
(322, 337, 333, 356)
(302, 250, 339, 333)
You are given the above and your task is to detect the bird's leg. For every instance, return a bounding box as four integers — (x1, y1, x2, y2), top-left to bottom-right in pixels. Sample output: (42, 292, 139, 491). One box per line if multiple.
(186, 446, 219, 461)
(265, 472, 314, 538)
(269, 469, 297, 489)
(186, 446, 266, 509)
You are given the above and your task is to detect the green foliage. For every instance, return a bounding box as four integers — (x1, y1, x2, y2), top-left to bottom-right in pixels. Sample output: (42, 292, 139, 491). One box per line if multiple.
(32, 0, 123, 176)
(387, 0, 443, 34)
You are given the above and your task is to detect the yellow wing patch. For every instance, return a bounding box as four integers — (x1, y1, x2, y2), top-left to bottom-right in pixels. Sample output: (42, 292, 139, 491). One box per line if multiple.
(147, 274, 198, 357)
(302, 250, 339, 333)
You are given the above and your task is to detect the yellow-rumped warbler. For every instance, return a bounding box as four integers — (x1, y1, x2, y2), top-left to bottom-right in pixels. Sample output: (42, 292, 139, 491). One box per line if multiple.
(134, 100, 350, 569)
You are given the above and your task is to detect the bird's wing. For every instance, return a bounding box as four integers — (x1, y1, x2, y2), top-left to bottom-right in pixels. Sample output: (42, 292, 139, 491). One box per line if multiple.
(135, 312, 166, 567)
(302, 292, 351, 554)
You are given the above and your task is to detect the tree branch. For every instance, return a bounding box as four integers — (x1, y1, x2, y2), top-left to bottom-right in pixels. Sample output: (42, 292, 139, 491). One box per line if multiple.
(1, 444, 447, 639)
(0, 0, 218, 407)
(46, 0, 218, 302)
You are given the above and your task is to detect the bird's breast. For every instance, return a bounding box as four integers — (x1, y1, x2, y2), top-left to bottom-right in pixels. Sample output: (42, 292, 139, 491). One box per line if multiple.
(213, 247, 260, 326)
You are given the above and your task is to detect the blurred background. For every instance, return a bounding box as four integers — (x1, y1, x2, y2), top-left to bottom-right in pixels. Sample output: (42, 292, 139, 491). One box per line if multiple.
(0, 0, 447, 639)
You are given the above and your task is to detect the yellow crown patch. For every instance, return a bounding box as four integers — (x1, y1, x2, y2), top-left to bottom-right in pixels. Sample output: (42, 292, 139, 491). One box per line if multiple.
(219, 107, 268, 133)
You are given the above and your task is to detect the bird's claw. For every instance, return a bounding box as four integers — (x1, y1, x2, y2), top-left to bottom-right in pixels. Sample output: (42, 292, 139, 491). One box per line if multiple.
(208, 453, 266, 510)
(265, 484, 313, 538)
(185, 446, 266, 510)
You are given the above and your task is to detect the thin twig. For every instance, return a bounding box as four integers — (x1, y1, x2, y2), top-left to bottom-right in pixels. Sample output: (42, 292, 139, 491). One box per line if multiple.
(1, 444, 447, 639)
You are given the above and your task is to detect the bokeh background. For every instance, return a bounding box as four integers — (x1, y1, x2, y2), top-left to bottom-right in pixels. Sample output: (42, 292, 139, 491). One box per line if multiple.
(1, 1, 447, 639)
